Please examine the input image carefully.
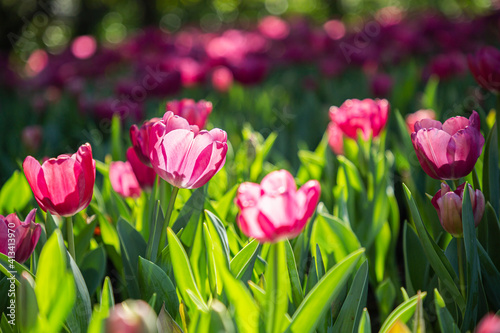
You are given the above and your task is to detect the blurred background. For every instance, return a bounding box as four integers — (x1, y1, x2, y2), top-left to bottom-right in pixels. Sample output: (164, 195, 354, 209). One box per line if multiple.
(1, 0, 499, 184)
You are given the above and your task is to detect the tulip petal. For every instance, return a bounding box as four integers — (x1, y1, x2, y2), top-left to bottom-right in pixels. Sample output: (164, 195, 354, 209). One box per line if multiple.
(74, 143, 95, 211)
(414, 119, 442, 132)
(0, 219, 8, 256)
(260, 169, 297, 196)
(442, 116, 469, 135)
(23, 156, 51, 212)
(412, 128, 452, 179)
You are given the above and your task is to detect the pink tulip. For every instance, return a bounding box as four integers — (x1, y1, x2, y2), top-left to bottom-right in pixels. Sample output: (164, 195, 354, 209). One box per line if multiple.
(327, 122, 344, 155)
(109, 161, 141, 198)
(166, 99, 212, 129)
(405, 109, 436, 133)
(130, 117, 161, 167)
(468, 46, 500, 94)
(23, 143, 96, 217)
(431, 183, 484, 238)
(475, 313, 500, 333)
(212, 66, 233, 92)
(148, 111, 227, 189)
(329, 99, 389, 140)
(106, 300, 157, 333)
(0, 209, 40, 264)
(235, 170, 321, 243)
(411, 111, 484, 180)
(126, 147, 156, 189)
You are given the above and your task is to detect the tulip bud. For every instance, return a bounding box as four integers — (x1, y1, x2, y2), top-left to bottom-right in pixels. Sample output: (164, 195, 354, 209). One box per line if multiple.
(431, 183, 484, 238)
(235, 170, 321, 243)
(23, 143, 96, 217)
(0, 209, 41, 263)
(475, 313, 500, 333)
(105, 300, 157, 333)
(109, 161, 141, 198)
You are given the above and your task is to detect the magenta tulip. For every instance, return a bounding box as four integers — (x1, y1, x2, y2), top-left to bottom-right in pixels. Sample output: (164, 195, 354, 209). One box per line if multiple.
(126, 147, 156, 189)
(468, 46, 500, 94)
(0, 209, 40, 264)
(235, 170, 321, 243)
(431, 182, 484, 238)
(475, 313, 500, 333)
(148, 111, 227, 189)
(130, 117, 161, 167)
(166, 99, 212, 129)
(327, 122, 344, 155)
(411, 111, 484, 180)
(329, 98, 389, 140)
(109, 161, 141, 198)
(23, 143, 96, 217)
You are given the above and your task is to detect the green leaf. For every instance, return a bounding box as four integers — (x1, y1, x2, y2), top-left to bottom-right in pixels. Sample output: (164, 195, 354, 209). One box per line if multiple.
(66, 251, 93, 333)
(461, 184, 480, 330)
(172, 186, 207, 247)
(250, 131, 277, 181)
(157, 304, 183, 333)
(35, 230, 75, 332)
(0, 170, 32, 215)
(434, 289, 460, 333)
(332, 260, 369, 333)
(358, 308, 371, 333)
(478, 242, 500, 309)
(379, 292, 427, 333)
(205, 210, 230, 264)
(212, 184, 238, 221)
(375, 278, 396, 320)
(266, 241, 289, 333)
(285, 239, 304, 307)
(117, 218, 147, 299)
(100, 276, 115, 314)
(403, 223, 428, 295)
(111, 114, 123, 161)
(230, 239, 260, 281)
(167, 228, 208, 312)
(402, 184, 465, 311)
(209, 300, 236, 333)
(285, 248, 365, 333)
(138, 257, 179, 315)
(74, 216, 97, 263)
(145, 200, 164, 262)
(203, 223, 223, 295)
(483, 123, 499, 216)
(80, 246, 106, 297)
(421, 75, 439, 110)
(19, 272, 38, 332)
(0, 252, 34, 285)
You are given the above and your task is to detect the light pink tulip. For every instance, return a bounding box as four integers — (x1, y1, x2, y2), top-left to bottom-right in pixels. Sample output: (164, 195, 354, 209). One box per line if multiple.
(235, 170, 321, 243)
(148, 111, 227, 189)
(475, 313, 500, 333)
(109, 161, 142, 198)
(405, 109, 436, 133)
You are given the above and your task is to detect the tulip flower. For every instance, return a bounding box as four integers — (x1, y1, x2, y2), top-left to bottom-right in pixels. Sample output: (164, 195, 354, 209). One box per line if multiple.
(148, 111, 227, 189)
(109, 161, 142, 198)
(106, 300, 157, 333)
(431, 182, 484, 238)
(468, 46, 500, 94)
(23, 143, 96, 217)
(130, 117, 161, 167)
(166, 98, 213, 129)
(405, 109, 436, 133)
(411, 111, 484, 180)
(212, 66, 233, 92)
(475, 313, 500, 333)
(126, 147, 156, 189)
(235, 169, 321, 243)
(327, 122, 344, 155)
(0, 209, 40, 264)
(329, 98, 390, 140)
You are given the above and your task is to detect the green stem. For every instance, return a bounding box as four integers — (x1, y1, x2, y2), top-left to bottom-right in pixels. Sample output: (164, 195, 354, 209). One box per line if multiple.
(157, 185, 180, 257)
(67, 216, 76, 260)
(496, 94, 500, 151)
(452, 179, 461, 190)
(457, 238, 466, 298)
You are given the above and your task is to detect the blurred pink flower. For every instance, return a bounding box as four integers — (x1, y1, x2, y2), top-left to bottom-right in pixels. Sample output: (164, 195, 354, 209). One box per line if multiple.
(258, 16, 290, 40)
(405, 109, 436, 133)
(109, 161, 142, 198)
(166, 98, 213, 129)
(327, 122, 344, 155)
(468, 46, 500, 94)
(211, 66, 233, 92)
(476, 313, 500, 333)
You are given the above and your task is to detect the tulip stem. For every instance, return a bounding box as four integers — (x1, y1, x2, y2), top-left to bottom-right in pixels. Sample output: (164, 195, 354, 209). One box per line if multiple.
(157, 186, 179, 257)
(457, 238, 466, 298)
(66, 216, 76, 260)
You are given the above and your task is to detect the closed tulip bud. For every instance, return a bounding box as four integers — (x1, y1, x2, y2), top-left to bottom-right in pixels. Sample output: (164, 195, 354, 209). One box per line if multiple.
(126, 147, 156, 189)
(475, 313, 500, 333)
(0, 209, 41, 263)
(431, 183, 484, 238)
(468, 46, 500, 94)
(235, 170, 321, 243)
(109, 161, 141, 198)
(105, 300, 157, 333)
(149, 111, 227, 189)
(411, 111, 484, 180)
(23, 143, 96, 217)
(130, 117, 161, 167)
(329, 98, 389, 140)
(166, 98, 213, 129)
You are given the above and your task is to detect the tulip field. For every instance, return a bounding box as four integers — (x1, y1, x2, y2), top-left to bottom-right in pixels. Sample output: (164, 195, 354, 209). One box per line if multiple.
(2, 1, 500, 332)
